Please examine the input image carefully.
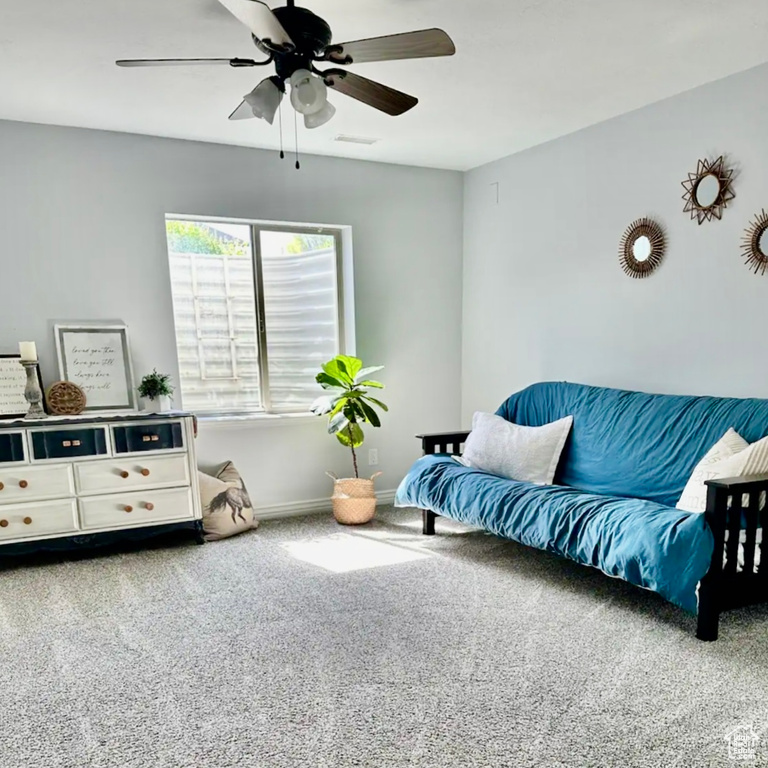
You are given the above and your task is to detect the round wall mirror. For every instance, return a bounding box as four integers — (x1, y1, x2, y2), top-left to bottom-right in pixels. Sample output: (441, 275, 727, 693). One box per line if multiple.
(742, 209, 768, 276)
(760, 228, 768, 257)
(619, 218, 665, 279)
(632, 235, 652, 262)
(694, 174, 721, 209)
(682, 156, 735, 225)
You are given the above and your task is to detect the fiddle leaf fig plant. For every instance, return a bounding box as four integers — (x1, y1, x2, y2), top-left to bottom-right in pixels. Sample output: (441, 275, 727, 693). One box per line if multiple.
(311, 355, 388, 478)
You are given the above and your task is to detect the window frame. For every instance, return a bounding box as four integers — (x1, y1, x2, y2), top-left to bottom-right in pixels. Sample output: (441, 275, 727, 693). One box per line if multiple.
(165, 214, 353, 420)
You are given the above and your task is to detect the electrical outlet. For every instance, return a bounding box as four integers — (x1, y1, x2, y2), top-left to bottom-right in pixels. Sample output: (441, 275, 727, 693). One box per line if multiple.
(368, 449, 379, 466)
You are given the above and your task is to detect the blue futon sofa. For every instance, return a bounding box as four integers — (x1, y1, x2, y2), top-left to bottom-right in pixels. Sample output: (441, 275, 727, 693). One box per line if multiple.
(396, 382, 768, 641)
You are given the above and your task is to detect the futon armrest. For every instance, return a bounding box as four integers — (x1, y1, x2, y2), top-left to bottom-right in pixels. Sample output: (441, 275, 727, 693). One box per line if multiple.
(704, 474, 768, 546)
(705, 474, 768, 490)
(416, 431, 471, 456)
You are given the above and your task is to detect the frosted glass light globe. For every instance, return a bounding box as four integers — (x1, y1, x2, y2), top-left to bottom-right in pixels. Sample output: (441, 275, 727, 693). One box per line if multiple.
(290, 69, 328, 116)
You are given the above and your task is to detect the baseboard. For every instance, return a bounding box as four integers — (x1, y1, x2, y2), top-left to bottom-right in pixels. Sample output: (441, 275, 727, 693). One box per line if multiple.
(254, 489, 397, 521)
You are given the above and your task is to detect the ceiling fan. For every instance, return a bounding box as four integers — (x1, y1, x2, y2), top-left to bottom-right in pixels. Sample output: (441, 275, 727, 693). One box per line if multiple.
(116, 0, 456, 131)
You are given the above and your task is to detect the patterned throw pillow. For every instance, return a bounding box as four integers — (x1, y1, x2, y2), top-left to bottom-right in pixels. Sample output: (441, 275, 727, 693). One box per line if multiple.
(198, 461, 259, 541)
(676, 428, 768, 513)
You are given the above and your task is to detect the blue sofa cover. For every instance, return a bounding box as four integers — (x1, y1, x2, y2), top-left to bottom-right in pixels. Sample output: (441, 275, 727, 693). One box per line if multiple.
(395, 382, 768, 613)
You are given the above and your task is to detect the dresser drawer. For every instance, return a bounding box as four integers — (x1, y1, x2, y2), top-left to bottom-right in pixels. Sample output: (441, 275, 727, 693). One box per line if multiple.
(75, 455, 190, 495)
(0, 432, 26, 465)
(31, 427, 108, 461)
(0, 499, 78, 542)
(112, 422, 184, 454)
(79, 487, 194, 530)
(0, 464, 74, 504)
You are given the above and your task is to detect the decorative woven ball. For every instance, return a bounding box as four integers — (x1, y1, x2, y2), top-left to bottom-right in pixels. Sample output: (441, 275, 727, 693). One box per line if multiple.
(46, 381, 87, 415)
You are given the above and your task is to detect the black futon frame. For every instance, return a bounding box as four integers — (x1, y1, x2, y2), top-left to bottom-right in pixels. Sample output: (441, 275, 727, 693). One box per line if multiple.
(417, 432, 768, 642)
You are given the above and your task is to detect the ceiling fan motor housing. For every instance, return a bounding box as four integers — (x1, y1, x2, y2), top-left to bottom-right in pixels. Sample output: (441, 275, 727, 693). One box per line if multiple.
(258, 5, 332, 80)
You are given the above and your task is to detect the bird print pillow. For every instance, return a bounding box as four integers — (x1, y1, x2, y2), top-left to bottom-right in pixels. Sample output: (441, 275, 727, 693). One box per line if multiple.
(198, 461, 258, 541)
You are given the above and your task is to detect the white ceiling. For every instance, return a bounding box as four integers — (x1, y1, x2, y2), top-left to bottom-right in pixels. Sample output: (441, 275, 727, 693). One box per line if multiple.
(3, 0, 768, 171)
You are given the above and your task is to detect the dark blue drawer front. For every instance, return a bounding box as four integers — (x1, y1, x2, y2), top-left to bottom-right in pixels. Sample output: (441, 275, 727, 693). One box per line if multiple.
(113, 422, 184, 454)
(0, 433, 25, 464)
(31, 428, 108, 460)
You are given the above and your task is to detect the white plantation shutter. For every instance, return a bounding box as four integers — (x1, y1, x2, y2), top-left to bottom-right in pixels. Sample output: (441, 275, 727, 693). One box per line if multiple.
(166, 220, 343, 416)
(260, 231, 340, 412)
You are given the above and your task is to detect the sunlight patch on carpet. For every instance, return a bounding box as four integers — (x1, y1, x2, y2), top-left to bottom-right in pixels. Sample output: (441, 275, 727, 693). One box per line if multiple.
(280, 533, 431, 573)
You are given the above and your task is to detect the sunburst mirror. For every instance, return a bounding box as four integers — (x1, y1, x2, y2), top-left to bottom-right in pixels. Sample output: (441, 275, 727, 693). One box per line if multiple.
(619, 218, 665, 279)
(681, 156, 735, 224)
(741, 209, 768, 276)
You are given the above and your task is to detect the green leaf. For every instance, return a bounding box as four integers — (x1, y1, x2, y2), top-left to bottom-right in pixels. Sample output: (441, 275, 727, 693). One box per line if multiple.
(328, 411, 349, 436)
(322, 359, 353, 386)
(336, 355, 363, 380)
(316, 371, 347, 390)
(328, 397, 347, 418)
(362, 395, 389, 413)
(358, 399, 381, 428)
(343, 401, 366, 422)
(358, 380, 384, 389)
(354, 366, 384, 384)
(336, 422, 364, 448)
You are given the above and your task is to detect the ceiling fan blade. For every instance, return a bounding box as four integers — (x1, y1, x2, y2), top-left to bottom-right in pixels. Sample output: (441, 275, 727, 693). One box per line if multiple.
(321, 29, 455, 65)
(216, 0, 294, 52)
(321, 69, 418, 116)
(116, 57, 262, 67)
(229, 101, 255, 120)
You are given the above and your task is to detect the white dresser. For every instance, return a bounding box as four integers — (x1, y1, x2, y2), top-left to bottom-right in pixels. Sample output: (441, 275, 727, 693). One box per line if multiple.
(0, 413, 203, 553)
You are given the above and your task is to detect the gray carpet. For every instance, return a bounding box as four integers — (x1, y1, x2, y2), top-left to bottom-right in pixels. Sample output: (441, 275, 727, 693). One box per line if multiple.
(1, 507, 768, 768)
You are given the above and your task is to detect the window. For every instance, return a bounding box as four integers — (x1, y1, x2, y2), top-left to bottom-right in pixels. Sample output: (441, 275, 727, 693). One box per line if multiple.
(165, 217, 348, 417)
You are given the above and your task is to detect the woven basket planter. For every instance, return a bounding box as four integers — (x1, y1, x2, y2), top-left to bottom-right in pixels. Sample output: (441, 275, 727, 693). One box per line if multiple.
(327, 472, 382, 525)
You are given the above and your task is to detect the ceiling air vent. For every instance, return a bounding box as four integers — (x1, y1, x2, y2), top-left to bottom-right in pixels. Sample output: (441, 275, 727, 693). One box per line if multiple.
(334, 134, 380, 146)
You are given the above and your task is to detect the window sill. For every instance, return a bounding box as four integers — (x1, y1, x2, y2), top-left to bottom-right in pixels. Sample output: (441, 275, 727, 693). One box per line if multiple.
(197, 412, 321, 430)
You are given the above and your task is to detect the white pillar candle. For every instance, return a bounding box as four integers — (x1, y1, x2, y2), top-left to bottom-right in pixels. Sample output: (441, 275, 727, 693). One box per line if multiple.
(18, 341, 37, 362)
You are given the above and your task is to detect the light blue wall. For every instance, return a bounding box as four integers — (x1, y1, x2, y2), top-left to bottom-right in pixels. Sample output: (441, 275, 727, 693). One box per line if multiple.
(0, 121, 464, 509)
(463, 61, 768, 420)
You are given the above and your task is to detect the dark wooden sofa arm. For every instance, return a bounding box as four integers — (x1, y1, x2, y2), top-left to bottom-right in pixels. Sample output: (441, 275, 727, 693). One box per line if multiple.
(415, 431, 470, 535)
(697, 474, 768, 641)
(417, 431, 471, 457)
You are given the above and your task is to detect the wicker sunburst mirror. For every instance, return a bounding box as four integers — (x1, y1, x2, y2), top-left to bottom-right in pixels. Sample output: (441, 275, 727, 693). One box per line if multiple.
(741, 209, 768, 276)
(681, 156, 735, 225)
(619, 218, 665, 278)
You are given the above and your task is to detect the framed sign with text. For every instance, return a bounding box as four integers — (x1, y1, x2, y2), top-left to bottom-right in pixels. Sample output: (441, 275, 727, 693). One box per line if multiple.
(54, 324, 137, 412)
(0, 354, 45, 419)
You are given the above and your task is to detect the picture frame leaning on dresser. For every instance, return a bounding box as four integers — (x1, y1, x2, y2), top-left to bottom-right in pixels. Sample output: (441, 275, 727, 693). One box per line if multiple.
(54, 323, 138, 413)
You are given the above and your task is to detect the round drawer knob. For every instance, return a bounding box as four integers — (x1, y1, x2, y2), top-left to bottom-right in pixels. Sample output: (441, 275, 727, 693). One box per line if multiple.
(0, 482, 4, 491)
(0, 520, 8, 528)
(124, 505, 133, 513)
(144, 502, 155, 511)
(140, 468, 151, 477)
(23, 517, 32, 525)
(119, 471, 129, 479)
(19, 480, 28, 489)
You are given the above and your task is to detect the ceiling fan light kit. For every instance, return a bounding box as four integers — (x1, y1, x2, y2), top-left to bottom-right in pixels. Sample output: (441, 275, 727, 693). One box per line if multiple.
(239, 76, 285, 123)
(116, 0, 455, 163)
(289, 69, 330, 116)
(304, 101, 336, 129)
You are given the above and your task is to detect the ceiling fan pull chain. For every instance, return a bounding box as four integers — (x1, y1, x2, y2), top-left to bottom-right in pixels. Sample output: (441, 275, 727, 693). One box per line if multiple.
(278, 100, 285, 160)
(294, 110, 301, 170)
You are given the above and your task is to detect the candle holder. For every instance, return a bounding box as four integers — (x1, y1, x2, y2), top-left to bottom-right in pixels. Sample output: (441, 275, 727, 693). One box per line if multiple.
(20, 361, 47, 420)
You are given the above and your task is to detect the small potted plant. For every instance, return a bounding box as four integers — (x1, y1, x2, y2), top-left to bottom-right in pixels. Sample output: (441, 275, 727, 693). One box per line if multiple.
(311, 355, 387, 525)
(137, 369, 175, 413)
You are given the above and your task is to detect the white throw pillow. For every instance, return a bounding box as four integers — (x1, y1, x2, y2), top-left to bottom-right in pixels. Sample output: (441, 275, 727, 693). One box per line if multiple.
(676, 428, 768, 513)
(458, 411, 573, 485)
